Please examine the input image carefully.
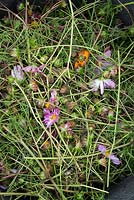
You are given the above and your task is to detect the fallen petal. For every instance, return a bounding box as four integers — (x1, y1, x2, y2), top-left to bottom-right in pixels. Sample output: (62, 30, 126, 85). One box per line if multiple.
(109, 154, 121, 165)
(104, 79, 116, 89)
(98, 144, 107, 154)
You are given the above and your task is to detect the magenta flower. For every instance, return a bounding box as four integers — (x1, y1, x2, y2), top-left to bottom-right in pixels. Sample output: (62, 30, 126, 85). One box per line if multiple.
(43, 108, 60, 128)
(90, 78, 116, 95)
(11, 65, 24, 80)
(98, 144, 121, 165)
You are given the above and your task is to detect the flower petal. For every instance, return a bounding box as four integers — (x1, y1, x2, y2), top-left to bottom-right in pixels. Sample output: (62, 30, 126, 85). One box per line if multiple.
(104, 79, 116, 89)
(104, 46, 111, 58)
(43, 108, 50, 115)
(98, 144, 106, 154)
(23, 66, 43, 73)
(11, 65, 24, 80)
(100, 80, 104, 95)
(90, 79, 101, 92)
(109, 154, 121, 165)
(50, 90, 57, 103)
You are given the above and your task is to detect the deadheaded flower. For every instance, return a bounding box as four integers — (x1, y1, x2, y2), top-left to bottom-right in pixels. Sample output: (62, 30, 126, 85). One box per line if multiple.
(43, 108, 60, 128)
(98, 144, 121, 165)
(89, 78, 116, 95)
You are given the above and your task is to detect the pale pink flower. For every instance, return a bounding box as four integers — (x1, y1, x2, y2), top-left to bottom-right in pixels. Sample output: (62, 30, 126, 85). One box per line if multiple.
(23, 64, 44, 74)
(63, 122, 73, 134)
(104, 46, 111, 58)
(11, 65, 24, 80)
(50, 90, 58, 105)
(98, 144, 121, 165)
(90, 79, 116, 95)
(43, 108, 60, 128)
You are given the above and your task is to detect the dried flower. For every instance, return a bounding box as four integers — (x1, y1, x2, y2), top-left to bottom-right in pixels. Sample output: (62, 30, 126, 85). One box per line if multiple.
(89, 78, 116, 95)
(30, 79, 38, 91)
(41, 140, 51, 149)
(66, 101, 77, 111)
(43, 108, 60, 128)
(98, 158, 107, 168)
(11, 65, 24, 80)
(60, 84, 70, 94)
(98, 144, 121, 165)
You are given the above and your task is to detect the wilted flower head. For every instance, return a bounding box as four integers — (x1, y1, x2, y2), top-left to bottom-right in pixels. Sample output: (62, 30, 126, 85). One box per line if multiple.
(23, 64, 44, 74)
(90, 78, 116, 95)
(50, 90, 58, 105)
(97, 46, 112, 69)
(45, 89, 59, 110)
(60, 121, 75, 134)
(95, 46, 117, 78)
(98, 144, 121, 165)
(11, 65, 24, 80)
(43, 108, 60, 128)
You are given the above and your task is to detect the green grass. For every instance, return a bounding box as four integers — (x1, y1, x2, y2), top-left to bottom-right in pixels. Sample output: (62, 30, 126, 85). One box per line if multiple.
(0, 0, 134, 199)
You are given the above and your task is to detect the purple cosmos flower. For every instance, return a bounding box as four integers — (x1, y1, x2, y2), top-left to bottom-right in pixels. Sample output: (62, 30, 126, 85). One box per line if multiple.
(43, 108, 60, 128)
(98, 144, 121, 165)
(90, 78, 116, 95)
(11, 65, 24, 80)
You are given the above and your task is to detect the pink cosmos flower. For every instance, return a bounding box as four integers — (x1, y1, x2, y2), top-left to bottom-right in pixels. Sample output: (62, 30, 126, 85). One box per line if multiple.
(90, 78, 116, 95)
(11, 65, 24, 80)
(98, 144, 121, 165)
(43, 108, 60, 128)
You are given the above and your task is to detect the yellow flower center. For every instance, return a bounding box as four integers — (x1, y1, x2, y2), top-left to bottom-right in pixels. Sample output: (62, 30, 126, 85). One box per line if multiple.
(105, 151, 110, 157)
(50, 113, 57, 120)
(45, 102, 51, 109)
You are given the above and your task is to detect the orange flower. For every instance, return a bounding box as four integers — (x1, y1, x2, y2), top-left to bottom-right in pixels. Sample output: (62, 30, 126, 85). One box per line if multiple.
(74, 49, 90, 69)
